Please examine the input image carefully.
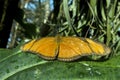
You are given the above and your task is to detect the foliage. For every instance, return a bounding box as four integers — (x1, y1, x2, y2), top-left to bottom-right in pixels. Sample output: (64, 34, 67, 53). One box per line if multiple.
(0, 47, 120, 80)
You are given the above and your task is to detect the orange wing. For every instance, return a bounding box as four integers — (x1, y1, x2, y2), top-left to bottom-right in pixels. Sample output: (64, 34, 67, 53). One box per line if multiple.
(85, 38, 111, 55)
(58, 37, 92, 61)
(21, 36, 111, 61)
(21, 37, 58, 60)
(58, 37, 110, 61)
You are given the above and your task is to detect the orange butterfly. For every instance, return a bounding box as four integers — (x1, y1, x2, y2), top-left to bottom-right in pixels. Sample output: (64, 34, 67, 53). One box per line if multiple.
(21, 36, 111, 61)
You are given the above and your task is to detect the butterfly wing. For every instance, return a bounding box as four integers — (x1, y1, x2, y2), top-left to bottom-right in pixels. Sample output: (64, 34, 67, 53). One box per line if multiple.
(21, 36, 110, 61)
(85, 38, 111, 55)
(58, 37, 92, 61)
(21, 37, 58, 60)
(58, 37, 110, 61)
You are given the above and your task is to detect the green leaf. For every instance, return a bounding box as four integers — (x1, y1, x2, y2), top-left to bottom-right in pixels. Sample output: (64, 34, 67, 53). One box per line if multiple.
(101, 0, 106, 21)
(0, 46, 120, 80)
(63, 0, 80, 36)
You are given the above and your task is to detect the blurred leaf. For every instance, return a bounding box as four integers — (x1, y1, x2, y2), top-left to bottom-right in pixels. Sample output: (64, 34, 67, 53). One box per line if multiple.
(0, 46, 120, 80)
(106, 0, 117, 18)
(63, 0, 73, 31)
(101, 0, 106, 21)
(89, 0, 97, 16)
(63, 0, 80, 37)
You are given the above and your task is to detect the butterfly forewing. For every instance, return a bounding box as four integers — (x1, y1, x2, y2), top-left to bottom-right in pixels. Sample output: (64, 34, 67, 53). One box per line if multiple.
(21, 37, 58, 60)
(21, 39, 36, 51)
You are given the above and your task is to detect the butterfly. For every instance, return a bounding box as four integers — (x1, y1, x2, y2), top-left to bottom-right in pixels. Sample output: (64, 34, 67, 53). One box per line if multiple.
(21, 36, 111, 61)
